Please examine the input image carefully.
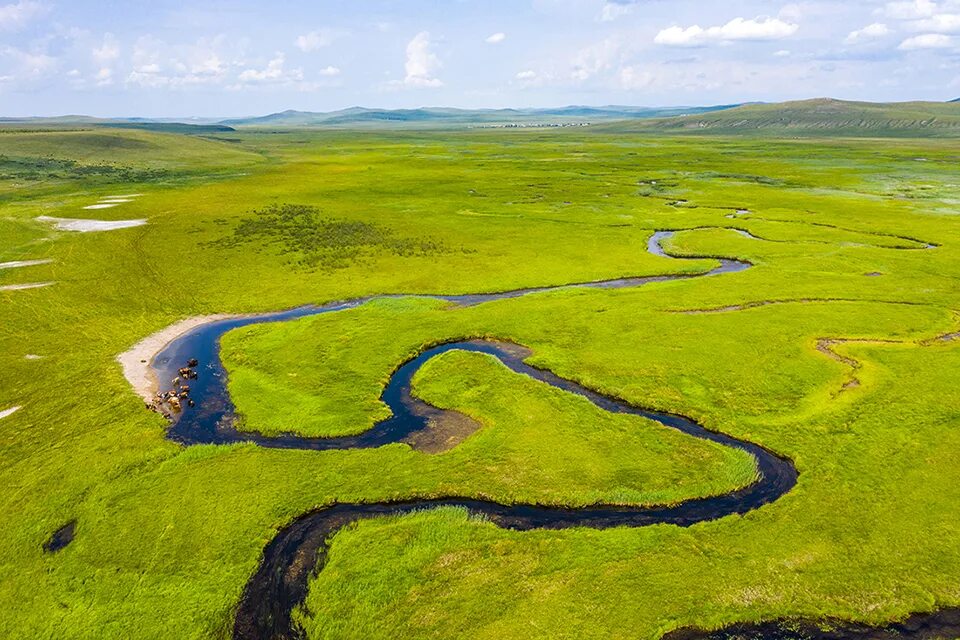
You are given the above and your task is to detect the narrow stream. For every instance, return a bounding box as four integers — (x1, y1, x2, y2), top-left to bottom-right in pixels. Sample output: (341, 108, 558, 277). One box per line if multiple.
(143, 229, 949, 640)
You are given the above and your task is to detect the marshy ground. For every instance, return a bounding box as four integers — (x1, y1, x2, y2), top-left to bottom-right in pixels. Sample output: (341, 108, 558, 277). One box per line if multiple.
(1, 126, 959, 639)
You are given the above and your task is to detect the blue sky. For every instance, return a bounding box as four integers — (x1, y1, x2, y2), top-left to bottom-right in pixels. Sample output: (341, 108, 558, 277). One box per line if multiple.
(1, 0, 958, 117)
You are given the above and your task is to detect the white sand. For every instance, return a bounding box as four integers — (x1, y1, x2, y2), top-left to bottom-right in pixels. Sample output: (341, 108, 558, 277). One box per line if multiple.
(37, 216, 147, 232)
(0, 259, 53, 270)
(0, 282, 54, 291)
(83, 203, 119, 210)
(24, 354, 44, 360)
(0, 406, 21, 420)
(117, 314, 240, 403)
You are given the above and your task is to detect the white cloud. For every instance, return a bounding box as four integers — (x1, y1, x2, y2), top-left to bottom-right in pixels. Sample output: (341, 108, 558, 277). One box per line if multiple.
(237, 53, 302, 83)
(845, 23, 891, 44)
(403, 31, 442, 87)
(295, 29, 338, 52)
(120, 34, 337, 92)
(619, 65, 654, 89)
(881, 0, 938, 20)
(774, 49, 791, 57)
(127, 68, 163, 88)
(877, 0, 960, 33)
(0, 1, 46, 31)
(92, 34, 120, 64)
(125, 35, 237, 88)
(778, 4, 804, 23)
(898, 32, 955, 48)
(189, 53, 223, 76)
(913, 13, 960, 32)
(655, 17, 799, 47)
(514, 68, 549, 88)
(600, 1, 633, 22)
(126, 38, 172, 88)
(1, 45, 56, 78)
(95, 67, 112, 86)
(486, 32, 506, 44)
(571, 36, 624, 81)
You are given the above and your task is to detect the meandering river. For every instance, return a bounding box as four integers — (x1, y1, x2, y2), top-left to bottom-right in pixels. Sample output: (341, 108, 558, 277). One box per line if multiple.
(144, 230, 952, 640)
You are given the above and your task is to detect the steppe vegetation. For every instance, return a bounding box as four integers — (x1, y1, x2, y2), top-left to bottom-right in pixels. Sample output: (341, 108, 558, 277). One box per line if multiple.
(1, 121, 958, 639)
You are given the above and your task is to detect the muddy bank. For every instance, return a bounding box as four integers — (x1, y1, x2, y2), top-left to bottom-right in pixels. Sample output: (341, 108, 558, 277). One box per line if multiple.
(0, 259, 53, 270)
(128, 231, 779, 639)
(0, 282, 54, 291)
(36, 216, 147, 232)
(116, 314, 241, 404)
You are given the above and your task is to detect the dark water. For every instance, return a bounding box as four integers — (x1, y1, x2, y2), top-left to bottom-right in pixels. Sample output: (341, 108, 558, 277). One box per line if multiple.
(42, 520, 76, 553)
(664, 609, 960, 640)
(222, 338, 797, 640)
(141, 231, 945, 640)
(153, 231, 748, 448)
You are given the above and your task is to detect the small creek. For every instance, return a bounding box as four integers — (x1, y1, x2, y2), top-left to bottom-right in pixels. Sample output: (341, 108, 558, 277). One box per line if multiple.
(138, 229, 946, 640)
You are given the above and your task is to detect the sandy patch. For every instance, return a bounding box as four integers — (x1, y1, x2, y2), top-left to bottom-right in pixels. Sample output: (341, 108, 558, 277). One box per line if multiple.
(83, 203, 119, 210)
(0, 406, 21, 420)
(403, 408, 481, 454)
(0, 282, 54, 291)
(118, 314, 240, 403)
(24, 354, 44, 360)
(37, 216, 147, 232)
(0, 259, 53, 270)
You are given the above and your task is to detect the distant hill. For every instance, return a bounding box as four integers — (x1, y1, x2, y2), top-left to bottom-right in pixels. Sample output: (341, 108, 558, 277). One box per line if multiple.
(220, 104, 740, 128)
(5, 99, 959, 136)
(591, 98, 960, 137)
(99, 122, 235, 134)
(0, 116, 233, 135)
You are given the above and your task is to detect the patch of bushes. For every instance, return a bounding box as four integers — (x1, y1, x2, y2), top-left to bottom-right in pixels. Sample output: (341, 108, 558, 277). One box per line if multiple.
(0, 154, 173, 182)
(697, 171, 786, 186)
(209, 203, 455, 270)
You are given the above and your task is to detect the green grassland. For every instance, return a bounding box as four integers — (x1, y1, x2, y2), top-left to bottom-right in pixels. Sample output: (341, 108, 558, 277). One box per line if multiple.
(0, 122, 959, 639)
(594, 98, 960, 137)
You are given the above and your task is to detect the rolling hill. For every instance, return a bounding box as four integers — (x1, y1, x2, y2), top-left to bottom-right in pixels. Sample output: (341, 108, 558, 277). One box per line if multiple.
(0, 115, 234, 135)
(3, 99, 959, 136)
(592, 98, 960, 137)
(219, 104, 740, 127)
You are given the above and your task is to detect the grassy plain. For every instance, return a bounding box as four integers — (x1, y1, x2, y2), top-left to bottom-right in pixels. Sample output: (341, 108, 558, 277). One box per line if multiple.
(0, 123, 958, 639)
(598, 97, 960, 137)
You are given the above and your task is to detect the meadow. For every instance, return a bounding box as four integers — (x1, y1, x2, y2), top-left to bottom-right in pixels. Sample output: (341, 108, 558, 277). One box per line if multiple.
(0, 123, 958, 639)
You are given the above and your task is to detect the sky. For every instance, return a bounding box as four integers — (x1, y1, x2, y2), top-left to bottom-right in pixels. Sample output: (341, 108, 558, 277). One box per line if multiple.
(0, 0, 958, 117)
